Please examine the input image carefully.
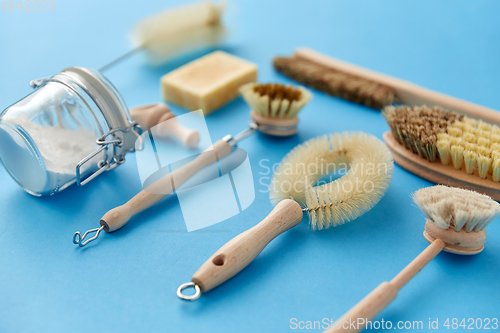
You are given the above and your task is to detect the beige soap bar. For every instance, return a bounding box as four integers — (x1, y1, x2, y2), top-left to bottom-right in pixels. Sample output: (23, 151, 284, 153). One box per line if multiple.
(161, 51, 258, 114)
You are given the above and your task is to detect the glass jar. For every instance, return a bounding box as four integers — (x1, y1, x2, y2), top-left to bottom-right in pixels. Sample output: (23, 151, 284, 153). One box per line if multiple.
(0, 67, 142, 196)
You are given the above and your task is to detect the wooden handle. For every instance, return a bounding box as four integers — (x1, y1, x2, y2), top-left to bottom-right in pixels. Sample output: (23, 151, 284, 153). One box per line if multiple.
(326, 282, 398, 333)
(326, 239, 445, 333)
(100, 139, 231, 232)
(156, 115, 200, 148)
(130, 103, 200, 148)
(295, 48, 500, 125)
(191, 199, 304, 293)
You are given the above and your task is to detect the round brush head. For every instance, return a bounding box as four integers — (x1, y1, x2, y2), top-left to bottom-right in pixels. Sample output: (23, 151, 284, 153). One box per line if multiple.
(413, 185, 500, 254)
(270, 132, 394, 230)
(239, 83, 312, 136)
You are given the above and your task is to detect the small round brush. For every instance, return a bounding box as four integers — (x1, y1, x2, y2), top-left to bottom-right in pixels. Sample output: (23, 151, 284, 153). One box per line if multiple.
(326, 185, 500, 333)
(177, 132, 393, 300)
(73, 83, 312, 247)
(239, 82, 312, 136)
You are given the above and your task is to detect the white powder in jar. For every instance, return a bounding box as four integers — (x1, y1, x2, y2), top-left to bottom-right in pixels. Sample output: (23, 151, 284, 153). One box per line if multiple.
(11, 115, 99, 193)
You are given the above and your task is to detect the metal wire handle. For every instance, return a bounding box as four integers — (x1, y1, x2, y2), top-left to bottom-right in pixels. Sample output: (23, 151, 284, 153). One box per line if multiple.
(72, 225, 105, 247)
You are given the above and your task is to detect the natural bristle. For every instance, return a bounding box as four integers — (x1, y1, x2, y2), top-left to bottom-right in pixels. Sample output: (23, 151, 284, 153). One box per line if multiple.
(239, 82, 312, 119)
(130, 1, 226, 65)
(270, 132, 393, 230)
(384, 105, 500, 181)
(253, 83, 302, 102)
(273, 56, 395, 109)
(413, 185, 500, 232)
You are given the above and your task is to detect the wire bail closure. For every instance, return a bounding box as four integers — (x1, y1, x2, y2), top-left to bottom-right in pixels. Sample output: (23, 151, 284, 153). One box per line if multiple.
(76, 122, 142, 186)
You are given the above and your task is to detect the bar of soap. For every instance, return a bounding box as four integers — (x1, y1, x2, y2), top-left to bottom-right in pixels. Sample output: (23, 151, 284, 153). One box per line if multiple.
(161, 51, 258, 114)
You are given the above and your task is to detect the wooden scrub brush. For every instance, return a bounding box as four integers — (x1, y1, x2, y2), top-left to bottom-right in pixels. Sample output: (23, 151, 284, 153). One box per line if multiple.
(73, 83, 312, 247)
(383, 105, 500, 200)
(177, 132, 394, 300)
(326, 185, 500, 333)
(129, 103, 200, 148)
(273, 48, 500, 125)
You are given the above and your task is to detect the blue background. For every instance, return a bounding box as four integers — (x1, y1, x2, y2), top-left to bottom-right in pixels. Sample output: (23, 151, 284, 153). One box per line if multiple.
(1, 1, 500, 332)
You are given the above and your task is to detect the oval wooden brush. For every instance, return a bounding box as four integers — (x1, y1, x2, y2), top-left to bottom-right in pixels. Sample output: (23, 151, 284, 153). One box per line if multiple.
(177, 132, 394, 300)
(130, 103, 200, 148)
(273, 48, 500, 125)
(326, 185, 500, 333)
(383, 105, 500, 200)
(73, 83, 312, 247)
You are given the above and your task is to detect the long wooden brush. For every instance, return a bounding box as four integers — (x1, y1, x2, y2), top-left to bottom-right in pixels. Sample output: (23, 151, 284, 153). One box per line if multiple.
(383, 105, 500, 199)
(273, 48, 500, 125)
(73, 83, 312, 247)
(177, 132, 393, 300)
(326, 185, 500, 333)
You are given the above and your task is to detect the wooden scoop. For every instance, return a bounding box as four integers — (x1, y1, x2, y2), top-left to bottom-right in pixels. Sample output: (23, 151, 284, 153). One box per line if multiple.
(130, 103, 200, 148)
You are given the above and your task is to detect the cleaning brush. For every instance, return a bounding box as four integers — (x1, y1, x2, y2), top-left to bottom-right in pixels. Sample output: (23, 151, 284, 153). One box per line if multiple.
(273, 48, 500, 125)
(99, 1, 226, 71)
(177, 132, 393, 300)
(73, 83, 312, 247)
(326, 185, 500, 333)
(383, 105, 500, 199)
(240, 82, 312, 136)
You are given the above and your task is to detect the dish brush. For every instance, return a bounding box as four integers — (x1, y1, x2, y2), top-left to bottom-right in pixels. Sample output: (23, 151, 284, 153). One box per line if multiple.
(272, 48, 500, 125)
(177, 132, 393, 300)
(326, 185, 500, 333)
(383, 105, 500, 199)
(73, 83, 312, 247)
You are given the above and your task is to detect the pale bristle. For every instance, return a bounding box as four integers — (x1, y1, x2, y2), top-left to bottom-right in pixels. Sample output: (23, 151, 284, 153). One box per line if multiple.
(273, 56, 395, 109)
(463, 150, 477, 174)
(239, 83, 312, 119)
(450, 145, 464, 170)
(270, 132, 393, 230)
(491, 134, 500, 144)
(383, 105, 500, 181)
(478, 137, 490, 147)
(130, 1, 226, 65)
(413, 185, 500, 232)
(478, 156, 491, 179)
(463, 117, 477, 126)
(437, 139, 451, 165)
(493, 159, 500, 182)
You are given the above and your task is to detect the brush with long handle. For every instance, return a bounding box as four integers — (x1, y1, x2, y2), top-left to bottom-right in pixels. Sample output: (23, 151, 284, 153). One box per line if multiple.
(273, 48, 500, 125)
(383, 105, 500, 199)
(98, 1, 226, 72)
(73, 83, 312, 247)
(177, 132, 394, 300)
(326, 185, 500, 333)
